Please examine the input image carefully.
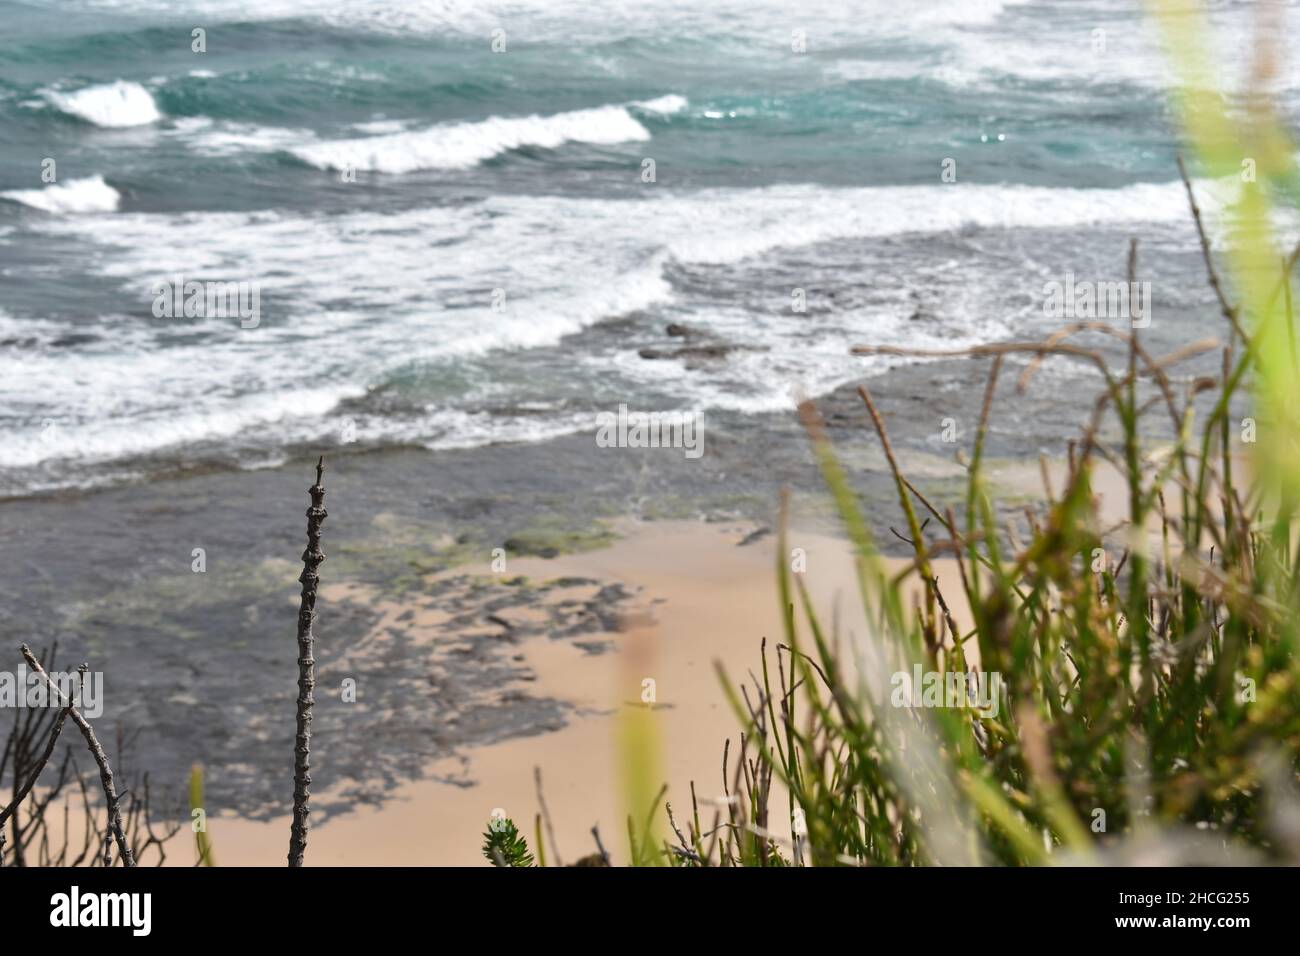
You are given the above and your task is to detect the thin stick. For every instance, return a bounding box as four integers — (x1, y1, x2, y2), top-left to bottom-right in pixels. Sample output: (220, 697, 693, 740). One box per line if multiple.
(1176, 153, 1250, 344)
(18, 648, 134, 867)
(288, 456, 327, 867)
(590, 825, 611, 866)
(533, 766, 562, 867)
(931, 576, 961, 648)
(0, 704, 72, 832)
(665, 802, 701, 862)
(858, 383, 937, 645)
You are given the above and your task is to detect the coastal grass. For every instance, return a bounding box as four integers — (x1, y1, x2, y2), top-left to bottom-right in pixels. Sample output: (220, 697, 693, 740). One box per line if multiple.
(189, 764, 216, 867)
(624, 2, 1300, 869)
(687, 335, 1299, 865)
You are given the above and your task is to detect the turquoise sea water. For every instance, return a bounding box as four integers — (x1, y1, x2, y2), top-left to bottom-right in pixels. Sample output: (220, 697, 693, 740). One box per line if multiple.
(1, 0, 1293, 496)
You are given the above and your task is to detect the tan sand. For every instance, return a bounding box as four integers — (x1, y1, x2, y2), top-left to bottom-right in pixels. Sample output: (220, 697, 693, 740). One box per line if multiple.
(178, 450, 1181, 866)
(200, 518, 976, 866)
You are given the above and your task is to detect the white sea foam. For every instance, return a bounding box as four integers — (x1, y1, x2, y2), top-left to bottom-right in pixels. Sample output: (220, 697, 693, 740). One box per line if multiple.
(10, 177, 1225, 473)
(78, 0, 1029, 39)
(660, 180, 1211, 265)
(632, 94, 689, 114)
(168, 117, 317, 155)
(1, 383, 360, 468)
(1, 175, 120, 214)
(170, 95, 685, 167)
(350, 118, 410, 134)
(43, 80, 161, 127)
(64, 0, 1299, 94)
(826, 0, 1300, 94)
(290, 99, 680, 173)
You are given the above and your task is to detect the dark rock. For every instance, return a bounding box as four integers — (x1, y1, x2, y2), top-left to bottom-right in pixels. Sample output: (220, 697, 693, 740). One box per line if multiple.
(503, 537, 560, 558)
(639, 344, 735, 362)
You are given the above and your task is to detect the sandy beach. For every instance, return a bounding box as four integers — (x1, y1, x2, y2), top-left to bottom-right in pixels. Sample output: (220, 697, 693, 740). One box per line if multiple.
(199, 448, 1184, 866)
(4, 445, 1170, 868)
(196, 510, 992, 867)
(208, 519, 821, 865)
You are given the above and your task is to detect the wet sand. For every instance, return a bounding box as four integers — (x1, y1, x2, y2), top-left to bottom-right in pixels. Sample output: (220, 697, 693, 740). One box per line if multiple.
(205, 518, 970, 866)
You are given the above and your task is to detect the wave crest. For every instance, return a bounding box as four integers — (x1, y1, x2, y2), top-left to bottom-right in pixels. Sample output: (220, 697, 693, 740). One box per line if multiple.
(44, 80, 161, 128)
(290, 98, 685, 173)
(1, 175, 121, 214)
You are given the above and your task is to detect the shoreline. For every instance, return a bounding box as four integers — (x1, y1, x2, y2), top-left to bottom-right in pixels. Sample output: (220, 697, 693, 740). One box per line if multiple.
(202, 519, 849, 865)
(0, 337, 1196, 857)
(203, 516, 980, 866)
(201, 454, 1161, 866)
(10, 451, 1190, 866)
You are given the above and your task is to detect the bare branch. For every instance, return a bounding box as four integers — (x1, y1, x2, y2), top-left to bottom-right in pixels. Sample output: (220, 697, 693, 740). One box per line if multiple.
(17, 648, 134, 867)
(289, 456, 328, 867)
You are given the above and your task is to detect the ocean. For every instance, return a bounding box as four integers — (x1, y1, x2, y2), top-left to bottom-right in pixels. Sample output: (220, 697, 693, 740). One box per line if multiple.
(1, 0, 1286, 498)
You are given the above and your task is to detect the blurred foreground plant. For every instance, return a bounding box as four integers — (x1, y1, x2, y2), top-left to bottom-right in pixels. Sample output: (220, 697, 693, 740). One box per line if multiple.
(652, 3, 1300, 864)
